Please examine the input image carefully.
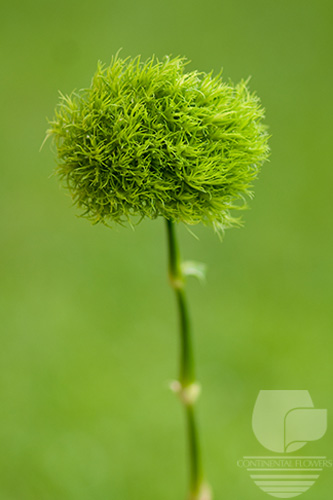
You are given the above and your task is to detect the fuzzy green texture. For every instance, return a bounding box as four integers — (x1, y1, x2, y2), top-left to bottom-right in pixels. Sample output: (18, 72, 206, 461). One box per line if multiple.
(49, 54, 269, 230)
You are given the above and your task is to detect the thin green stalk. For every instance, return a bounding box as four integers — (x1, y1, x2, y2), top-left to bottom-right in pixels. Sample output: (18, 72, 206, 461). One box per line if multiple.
(166, 219, 209, 499)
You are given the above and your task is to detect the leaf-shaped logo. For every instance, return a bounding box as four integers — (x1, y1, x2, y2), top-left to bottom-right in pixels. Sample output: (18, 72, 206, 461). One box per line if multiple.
(252, 390, 327, 453)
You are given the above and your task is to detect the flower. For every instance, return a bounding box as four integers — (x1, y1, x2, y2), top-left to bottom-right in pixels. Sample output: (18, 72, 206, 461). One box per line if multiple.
(49, 54, 269, 231)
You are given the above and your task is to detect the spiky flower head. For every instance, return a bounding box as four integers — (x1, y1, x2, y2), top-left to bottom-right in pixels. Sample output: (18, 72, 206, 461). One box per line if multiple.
(49, 54, 269, 231)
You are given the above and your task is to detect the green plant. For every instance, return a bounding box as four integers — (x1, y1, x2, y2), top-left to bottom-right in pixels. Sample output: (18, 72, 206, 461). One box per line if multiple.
(48, 53, 269, 499)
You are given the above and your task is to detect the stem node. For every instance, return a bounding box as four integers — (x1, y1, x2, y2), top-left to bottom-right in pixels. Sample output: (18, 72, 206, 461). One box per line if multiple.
(189, 483, 212, 500)
(170, 380, 202, 406)
(168, 273, 184, 290)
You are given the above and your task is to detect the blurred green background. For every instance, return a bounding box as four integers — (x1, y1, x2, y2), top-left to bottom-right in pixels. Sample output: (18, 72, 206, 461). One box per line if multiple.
(1, 0, 333, 498)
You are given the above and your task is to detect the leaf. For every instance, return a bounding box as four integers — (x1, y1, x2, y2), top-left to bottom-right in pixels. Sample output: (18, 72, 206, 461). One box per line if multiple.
(181, 260, 207, 283)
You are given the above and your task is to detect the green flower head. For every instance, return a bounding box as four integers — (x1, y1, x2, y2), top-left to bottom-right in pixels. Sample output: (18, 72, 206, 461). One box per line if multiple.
(49, 54, 269, 231)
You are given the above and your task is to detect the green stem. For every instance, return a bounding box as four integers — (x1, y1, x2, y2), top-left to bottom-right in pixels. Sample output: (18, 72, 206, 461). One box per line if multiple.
(166, 219, 207, 499)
